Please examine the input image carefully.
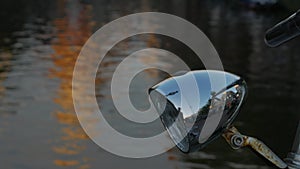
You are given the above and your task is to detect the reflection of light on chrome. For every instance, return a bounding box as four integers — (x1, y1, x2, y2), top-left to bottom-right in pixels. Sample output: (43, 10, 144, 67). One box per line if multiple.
(150, 70, 245, 152)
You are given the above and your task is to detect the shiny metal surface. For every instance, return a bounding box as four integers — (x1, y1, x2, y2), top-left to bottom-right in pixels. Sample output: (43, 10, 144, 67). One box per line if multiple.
(149, 70, 247, 153)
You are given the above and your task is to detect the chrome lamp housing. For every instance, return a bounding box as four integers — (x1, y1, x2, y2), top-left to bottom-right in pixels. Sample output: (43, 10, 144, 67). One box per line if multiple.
(149, 70, 247, 153)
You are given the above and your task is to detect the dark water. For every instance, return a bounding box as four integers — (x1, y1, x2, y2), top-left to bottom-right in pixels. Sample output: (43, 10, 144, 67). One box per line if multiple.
(0, 0, 300, 168)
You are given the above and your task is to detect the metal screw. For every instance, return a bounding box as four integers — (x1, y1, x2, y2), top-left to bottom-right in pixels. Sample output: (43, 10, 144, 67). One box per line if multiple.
(231, 135, 244, 148)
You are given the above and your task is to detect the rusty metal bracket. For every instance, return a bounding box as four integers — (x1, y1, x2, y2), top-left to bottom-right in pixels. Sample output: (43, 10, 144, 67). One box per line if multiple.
(223, 126, 288, 169)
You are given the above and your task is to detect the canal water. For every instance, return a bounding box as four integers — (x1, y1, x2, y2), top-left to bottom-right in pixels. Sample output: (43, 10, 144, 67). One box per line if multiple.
(0, 0, 300, 168)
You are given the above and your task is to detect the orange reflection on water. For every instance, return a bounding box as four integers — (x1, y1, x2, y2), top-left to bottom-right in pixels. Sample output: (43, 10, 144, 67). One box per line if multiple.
(50, 0, 94, 168)
(54, 160, 79, 167)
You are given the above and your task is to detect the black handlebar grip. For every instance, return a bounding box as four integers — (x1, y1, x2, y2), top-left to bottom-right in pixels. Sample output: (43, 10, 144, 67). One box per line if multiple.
(265, 10, 300, 47)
